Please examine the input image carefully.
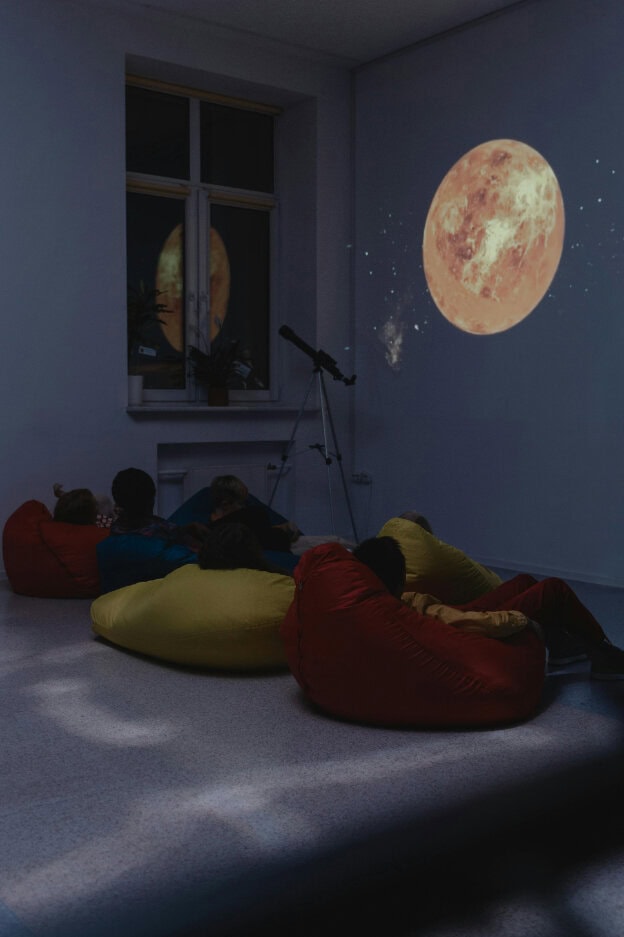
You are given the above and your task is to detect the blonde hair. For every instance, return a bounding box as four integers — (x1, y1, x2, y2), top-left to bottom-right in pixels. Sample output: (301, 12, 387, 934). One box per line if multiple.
(210, 475, 249, 512)
(53, 488, 98, 525)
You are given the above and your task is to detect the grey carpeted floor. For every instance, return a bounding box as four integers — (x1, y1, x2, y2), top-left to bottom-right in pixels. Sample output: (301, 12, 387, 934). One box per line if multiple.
(1, 572, 624, 937)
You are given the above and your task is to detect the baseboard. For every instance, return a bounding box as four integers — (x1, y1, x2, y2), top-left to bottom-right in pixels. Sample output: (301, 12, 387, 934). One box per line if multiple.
(475, 555, 624, 590)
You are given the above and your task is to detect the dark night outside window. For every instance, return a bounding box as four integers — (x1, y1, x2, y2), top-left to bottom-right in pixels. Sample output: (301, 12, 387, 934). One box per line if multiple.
(126, 85, 190, 180)
(200, 102, 274, 192)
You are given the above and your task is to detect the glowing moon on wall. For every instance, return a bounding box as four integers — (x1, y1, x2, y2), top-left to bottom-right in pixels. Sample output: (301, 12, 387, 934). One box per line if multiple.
(422, 140, 565, 334)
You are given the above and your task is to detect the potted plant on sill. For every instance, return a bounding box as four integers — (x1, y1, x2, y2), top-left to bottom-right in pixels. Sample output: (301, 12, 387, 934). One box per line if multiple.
(188, 338, 240, 406)
(127, 282, 170, 363)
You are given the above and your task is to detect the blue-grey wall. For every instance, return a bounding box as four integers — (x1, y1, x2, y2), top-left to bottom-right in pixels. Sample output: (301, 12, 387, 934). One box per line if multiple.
(0, 0, 354, 553)
(4, 0, 623, 584)
(354, 0, 624, 584)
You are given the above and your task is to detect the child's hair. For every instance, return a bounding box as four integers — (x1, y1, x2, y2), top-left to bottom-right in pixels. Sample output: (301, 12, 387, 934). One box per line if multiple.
(53, 488, 98, 526)
(111, 468, 156, 524)
(399, 511, 433, 534)
(198, 521, 271, 572)
(352, 536, 407, 597)
(210, 475, 249, 512)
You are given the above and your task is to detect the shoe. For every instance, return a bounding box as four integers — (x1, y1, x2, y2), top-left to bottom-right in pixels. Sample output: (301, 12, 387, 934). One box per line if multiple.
(547, 628, 589, 667)
(590, 642, 624, 681)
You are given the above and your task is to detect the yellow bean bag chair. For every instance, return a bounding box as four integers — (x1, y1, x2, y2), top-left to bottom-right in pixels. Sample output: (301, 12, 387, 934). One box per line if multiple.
(91, 564, 295, 669)
(378, 517, 502, 605)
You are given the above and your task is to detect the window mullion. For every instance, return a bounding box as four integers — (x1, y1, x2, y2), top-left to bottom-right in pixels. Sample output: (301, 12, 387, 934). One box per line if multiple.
(197, 191, 211, 354)
(187, 98, 205, 400)
(185, 190, 200, 401)
(189, 98, 201, 184)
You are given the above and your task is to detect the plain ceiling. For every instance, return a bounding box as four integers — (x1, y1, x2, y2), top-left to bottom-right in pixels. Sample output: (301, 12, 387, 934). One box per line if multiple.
(88, 0, 524, 65)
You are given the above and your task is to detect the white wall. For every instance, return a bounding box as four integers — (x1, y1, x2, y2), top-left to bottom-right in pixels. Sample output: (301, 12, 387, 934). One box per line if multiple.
(0, 0, 354, 554)
(11, 0, 619, 583)
(353, 0, 624, 584)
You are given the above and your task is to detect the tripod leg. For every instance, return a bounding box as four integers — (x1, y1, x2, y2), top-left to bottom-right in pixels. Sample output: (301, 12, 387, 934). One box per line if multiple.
(268, 370, 317, 509)
(317, 371, 336, 535)
(318, 372, 360, 543)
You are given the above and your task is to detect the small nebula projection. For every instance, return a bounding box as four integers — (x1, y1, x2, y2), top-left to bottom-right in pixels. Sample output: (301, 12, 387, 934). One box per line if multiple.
(365, 208, 429, 368)
(379, 315, 405, 370)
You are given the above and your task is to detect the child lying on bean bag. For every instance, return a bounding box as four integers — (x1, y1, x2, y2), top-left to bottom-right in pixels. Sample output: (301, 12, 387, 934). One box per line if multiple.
(98, 469, 298, 593)
(3, 499, 109, 598)
(280, 539, 545, 728)
(378, 514, 502, 604)
(91, 538, 295, 669)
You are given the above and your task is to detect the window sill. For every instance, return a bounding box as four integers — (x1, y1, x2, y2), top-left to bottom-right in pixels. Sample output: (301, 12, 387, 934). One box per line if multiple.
(126, 402, 310, 416)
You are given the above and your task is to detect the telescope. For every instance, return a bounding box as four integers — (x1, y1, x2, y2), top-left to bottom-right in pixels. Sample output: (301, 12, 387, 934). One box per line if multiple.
(279, 325, 356, 386)
(270, 324, 359, 541)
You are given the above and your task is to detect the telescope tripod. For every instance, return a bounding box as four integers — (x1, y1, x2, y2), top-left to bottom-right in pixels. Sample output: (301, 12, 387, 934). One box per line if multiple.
(268, 366, 359, 543)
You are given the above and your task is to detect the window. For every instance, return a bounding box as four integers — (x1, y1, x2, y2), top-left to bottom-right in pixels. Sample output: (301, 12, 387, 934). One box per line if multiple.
(125, 78, 279, 401)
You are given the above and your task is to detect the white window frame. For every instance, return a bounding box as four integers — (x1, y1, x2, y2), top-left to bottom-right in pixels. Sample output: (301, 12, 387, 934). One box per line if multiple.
(126, 76, 280, 404)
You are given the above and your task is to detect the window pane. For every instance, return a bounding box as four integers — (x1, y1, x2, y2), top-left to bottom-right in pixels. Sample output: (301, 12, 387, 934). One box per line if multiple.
(127, 191, 186, 389)
(209, 203, 270, 389)
(201, 103, 274, 192)
(126, 86, 190, 180)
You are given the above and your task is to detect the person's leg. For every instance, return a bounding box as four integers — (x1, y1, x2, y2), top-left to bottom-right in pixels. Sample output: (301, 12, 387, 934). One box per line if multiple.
(459, 575, 606, 645)
(456, 574, 604, 640)
(460, 575, 624, 679)
(492, 578, 606, 644)
(455, 574, 539, 612)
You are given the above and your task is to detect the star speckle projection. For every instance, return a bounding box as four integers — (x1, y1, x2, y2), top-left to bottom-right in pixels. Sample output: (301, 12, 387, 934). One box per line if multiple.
(564, 157, 623, 302)
(362, 149, 621, 369)
(363, 209, 430, 371)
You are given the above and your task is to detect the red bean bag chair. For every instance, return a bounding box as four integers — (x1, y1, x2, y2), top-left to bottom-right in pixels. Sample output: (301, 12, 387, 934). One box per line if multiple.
(3, 501, 109, 598)
(280, 543, 545, 728)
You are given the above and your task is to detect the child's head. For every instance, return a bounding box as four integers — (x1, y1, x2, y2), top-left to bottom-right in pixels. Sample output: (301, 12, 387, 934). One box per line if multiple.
(210, 475, 249, 514)
(112, 468, 156, 522)
(352, 536, 406, 597)
(53, 488, 98, 526)
(399, 511, 433, 534)
(198, 521, 268, 572)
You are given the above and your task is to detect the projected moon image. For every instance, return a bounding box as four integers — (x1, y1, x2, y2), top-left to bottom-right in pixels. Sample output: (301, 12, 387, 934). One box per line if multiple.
(422, 139, 565, 334)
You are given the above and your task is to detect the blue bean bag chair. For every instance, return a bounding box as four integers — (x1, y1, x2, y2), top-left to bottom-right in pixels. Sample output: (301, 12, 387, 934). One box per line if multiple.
(97, 489, 298, 593)
(97, 534, 196, 594)
(168, 489, 288, 527)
